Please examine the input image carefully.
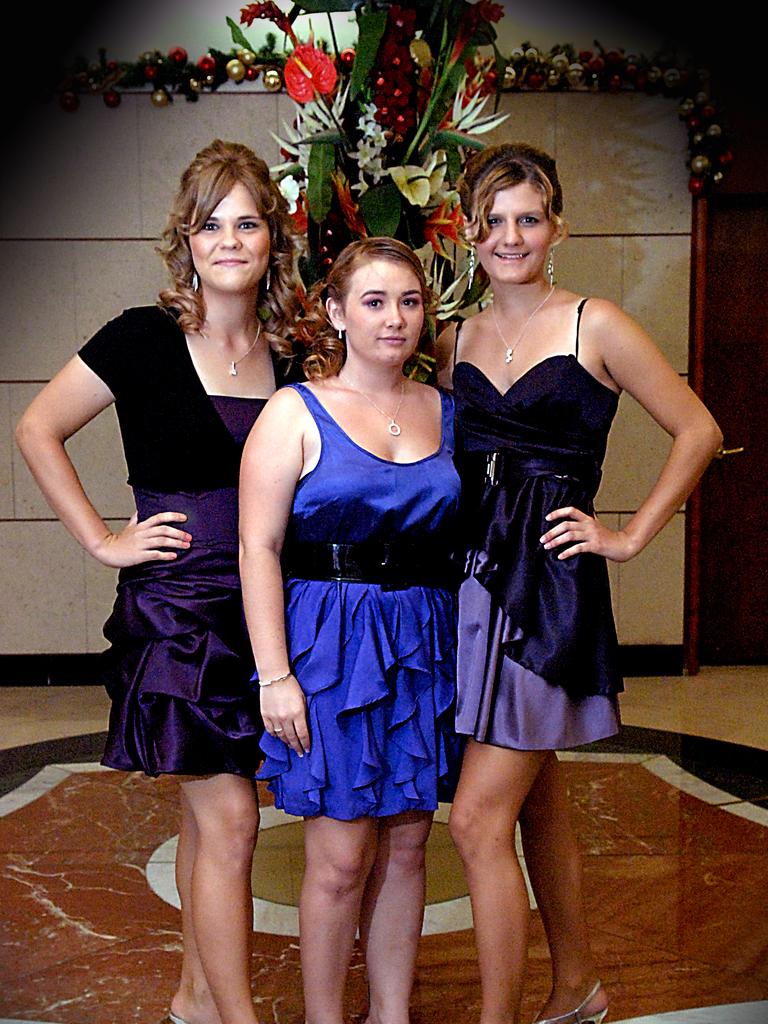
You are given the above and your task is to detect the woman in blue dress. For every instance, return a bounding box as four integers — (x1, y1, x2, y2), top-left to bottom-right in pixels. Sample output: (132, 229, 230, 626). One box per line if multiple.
(239, 237, 462, 1024)
(436, 143, 722, 1024)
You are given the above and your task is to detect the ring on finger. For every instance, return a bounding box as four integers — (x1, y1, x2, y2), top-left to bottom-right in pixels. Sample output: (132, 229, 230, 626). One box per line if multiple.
(274, 726, 284, 734)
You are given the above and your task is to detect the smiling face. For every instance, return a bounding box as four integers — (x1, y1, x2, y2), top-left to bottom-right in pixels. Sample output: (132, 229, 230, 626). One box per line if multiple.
(326, 258, 425, 371)
(188, 182, 270, 300)
(474, 181, 560, 287)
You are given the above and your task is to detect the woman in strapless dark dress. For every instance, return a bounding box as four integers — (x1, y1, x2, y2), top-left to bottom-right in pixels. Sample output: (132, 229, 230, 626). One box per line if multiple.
(15, 140, 301, 1024)
(436, 143, 722, 1024)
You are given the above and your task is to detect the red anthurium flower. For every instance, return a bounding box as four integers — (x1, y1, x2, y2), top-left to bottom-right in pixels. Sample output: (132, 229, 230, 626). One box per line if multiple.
(240, 3, 298, 45)
(284, 44, 338, 103)
(424, 201, 464, 258)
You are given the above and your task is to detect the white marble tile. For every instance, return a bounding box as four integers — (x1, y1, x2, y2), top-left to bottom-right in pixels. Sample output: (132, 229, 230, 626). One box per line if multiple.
(0, 97, 143, 239)
(84, 545, 122, 653)
(0, 765, 72, 816)
(613, 1004, 768, 1024)
(597, 394, 674, 512)
(485, 92, 558, 154)
(554, 236, 623, 305)
(554, 92, 690, 236)
(616, 512, 684, 645)
(623, 235, 690, 372)
(0, 242, 77, 380)
(0, 520, 88, 653)
(724, 802, 768, 828)
(136, 93, 283, 238)
(641, 754, 736, 805)
(0, 385, 12, 518)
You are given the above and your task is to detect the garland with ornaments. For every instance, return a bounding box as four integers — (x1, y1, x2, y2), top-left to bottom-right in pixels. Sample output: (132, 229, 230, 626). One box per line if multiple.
(54, 29, 731, 197)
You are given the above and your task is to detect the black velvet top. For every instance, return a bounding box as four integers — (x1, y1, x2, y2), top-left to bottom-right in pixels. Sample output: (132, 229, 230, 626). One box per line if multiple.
(78, 305, 301, 491)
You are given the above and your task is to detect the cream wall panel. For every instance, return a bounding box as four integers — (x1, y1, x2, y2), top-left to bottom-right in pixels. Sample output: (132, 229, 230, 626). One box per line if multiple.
(482, 93, 558, 155)
(597, 393, 673, 512)
(137, 93, 283, 237)
(0, 521, 87, 653)
(554, 236, 623, 306)
(73, 240, 166, 344)
(0, 99, 142, 239)
(85, 537, 124, 653)
(616, 511, 684, 645)
(0, 242, 77, 380)
(554, 93, 690, 236)
(623, 235, 690, 372)
(0, 386, 12, 518)
(11, 383, 132, 520)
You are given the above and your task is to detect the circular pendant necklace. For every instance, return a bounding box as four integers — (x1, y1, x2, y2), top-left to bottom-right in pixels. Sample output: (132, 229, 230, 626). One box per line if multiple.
(491, 285, 555, 364)
(340, 376, 406, 436)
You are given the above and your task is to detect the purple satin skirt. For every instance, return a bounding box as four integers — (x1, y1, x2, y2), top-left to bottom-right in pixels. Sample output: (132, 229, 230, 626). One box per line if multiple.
(99, 487, 263, 778)
(456, 575, 620, 750)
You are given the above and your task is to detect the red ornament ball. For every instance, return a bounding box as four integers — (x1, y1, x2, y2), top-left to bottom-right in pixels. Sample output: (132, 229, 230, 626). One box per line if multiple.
(59, 90, 79, 112)
(103, 89, 121, 108)
(245, 65, 258, 81)
(340, 47, 355, 70)
(688, 175, 706, 196)
(168, 46, 188, 66)
(197, 54, 216, 74)
(144, 64, 159, 81)
(527, 71, 545, 89)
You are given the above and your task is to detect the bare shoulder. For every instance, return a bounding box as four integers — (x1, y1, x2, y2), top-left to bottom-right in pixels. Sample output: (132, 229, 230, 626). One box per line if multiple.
(580, 296, 647, 340)
(434, 321, 458, 387)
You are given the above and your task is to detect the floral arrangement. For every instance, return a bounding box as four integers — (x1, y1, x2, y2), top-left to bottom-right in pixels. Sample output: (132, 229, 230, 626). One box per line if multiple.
(234, 0, 508, 369)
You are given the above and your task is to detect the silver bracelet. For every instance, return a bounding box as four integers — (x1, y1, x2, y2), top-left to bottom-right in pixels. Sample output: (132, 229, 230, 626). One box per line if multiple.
(257, 670, 292, 688)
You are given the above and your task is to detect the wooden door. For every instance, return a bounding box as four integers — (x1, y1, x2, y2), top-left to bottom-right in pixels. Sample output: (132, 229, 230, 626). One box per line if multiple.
(693, 195, 768, 663)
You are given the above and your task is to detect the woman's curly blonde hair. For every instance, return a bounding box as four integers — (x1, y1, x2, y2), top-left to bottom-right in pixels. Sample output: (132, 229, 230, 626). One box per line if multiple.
(156, 139, 301, 357)
(296, 237, 438, 379)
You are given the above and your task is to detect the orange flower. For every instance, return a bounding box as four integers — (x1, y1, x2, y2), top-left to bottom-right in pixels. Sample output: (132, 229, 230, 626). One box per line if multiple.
(284, 44, 338, 103)
(332, 171, 368, 238)
(424, 200, 464, 258)
(290, 191, 308, 235)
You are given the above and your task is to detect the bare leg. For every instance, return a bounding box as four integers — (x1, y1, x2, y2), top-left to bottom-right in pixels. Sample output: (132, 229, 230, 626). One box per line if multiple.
(449, 741, 547, 1024)
(359, 811, 433, 1024)
(173, 774, 261, 1024)
(170, 790, 223, 1024)
(519, 754, 607, 1021)
(301, 816, 378, 1024)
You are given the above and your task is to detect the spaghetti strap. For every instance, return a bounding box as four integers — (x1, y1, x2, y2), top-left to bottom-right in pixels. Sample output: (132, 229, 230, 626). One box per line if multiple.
(574, 298, 588, 360)
(452, 320, 464, 372)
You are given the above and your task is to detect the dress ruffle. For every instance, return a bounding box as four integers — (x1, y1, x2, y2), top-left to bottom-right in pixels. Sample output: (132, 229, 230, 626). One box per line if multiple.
(100, 544, 263, 778)
(257, 579, 461, 819)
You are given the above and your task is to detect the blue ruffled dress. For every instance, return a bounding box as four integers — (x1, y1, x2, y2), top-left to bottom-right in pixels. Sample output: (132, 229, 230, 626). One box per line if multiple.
(257, 384, 463, 820)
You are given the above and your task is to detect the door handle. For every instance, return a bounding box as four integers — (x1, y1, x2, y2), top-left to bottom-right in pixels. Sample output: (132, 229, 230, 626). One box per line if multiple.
(714, 446, 745, 459)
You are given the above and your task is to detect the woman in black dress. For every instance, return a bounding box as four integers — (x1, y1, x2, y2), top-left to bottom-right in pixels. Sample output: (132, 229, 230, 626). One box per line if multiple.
(437, 142, 722, 1024)
(16, 139, 300, 1024)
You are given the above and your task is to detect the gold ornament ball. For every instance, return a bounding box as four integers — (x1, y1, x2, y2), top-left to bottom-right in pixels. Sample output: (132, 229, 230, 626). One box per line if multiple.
(410, 38, 433, 67)
(240, 49, 256, 66)
(713, 171, 724, 183)
(151, 88, 170, 107)
(706, 123, 722, 137)
(679, 98, 694, 116)
(647, 65, 662, 83)
(204, 73, 215, 86)
(663, 67, 681, 88)
(504, 65, 517, 87)
(226, 58, 246, 82)
(690, 154, 710, 175)
(552, 52, 569, 73)
(566, 63, 584, 87)
(695, 90, 709, 104)
(525, 47, 539, 62)
(510, 47, 524, 61)
(189, 77, 202, 92)
(263, 67, 282, 92)
(692, 131, 704, 145)
(547, 70, 561, 87)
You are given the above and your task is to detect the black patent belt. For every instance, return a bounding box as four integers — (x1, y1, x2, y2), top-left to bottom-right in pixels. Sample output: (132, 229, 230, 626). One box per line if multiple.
(282, 541, 460, 589)
(477, 449, 601, 492)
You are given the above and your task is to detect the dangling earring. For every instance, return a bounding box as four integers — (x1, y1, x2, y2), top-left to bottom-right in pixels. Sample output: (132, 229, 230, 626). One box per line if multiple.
(192, 271, 200, 292)
(337, 327, 344, 340)
(546, 251, 555, 286)
(467, 247, 476, 289)
(265, 267, 272, 292)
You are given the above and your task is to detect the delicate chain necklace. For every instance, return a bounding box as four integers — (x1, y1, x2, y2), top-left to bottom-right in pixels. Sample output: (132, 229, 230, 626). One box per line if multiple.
(228, 323, 262, 376)
(340, 375, 406, 436)
(491, 285, 555, 364)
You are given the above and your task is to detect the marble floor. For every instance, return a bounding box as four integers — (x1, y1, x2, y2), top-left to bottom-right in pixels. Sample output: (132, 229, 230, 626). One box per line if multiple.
(1, 666, 767, 1024)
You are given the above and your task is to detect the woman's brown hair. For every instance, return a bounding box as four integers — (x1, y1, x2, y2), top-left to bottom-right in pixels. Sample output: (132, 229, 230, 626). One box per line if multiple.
(157, 139, 301, 356)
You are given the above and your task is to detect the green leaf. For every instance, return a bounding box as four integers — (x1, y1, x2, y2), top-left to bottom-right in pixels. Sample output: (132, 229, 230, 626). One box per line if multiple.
(226, 17, 255, 53)
(307, 143, 336, 223)
(296, 130, 346, 145)
(359, 182, 402, 237)
(350, 10, 388, 100)
(432, 129, 486, 151)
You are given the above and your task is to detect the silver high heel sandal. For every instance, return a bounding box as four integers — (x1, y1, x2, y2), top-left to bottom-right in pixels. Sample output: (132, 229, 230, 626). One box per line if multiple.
(534, 980, 608, 1024)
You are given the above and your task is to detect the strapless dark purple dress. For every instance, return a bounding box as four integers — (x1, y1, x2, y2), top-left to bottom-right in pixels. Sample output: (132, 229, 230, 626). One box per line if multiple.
(100, 395, 265, 777)
(452, 300, 623, 750)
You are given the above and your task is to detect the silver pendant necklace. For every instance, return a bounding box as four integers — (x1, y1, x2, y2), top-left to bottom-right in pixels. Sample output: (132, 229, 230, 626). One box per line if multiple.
(340, 376, 406, 436)
(228, 323, 262, 376)
(491, 286, 555, 364)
